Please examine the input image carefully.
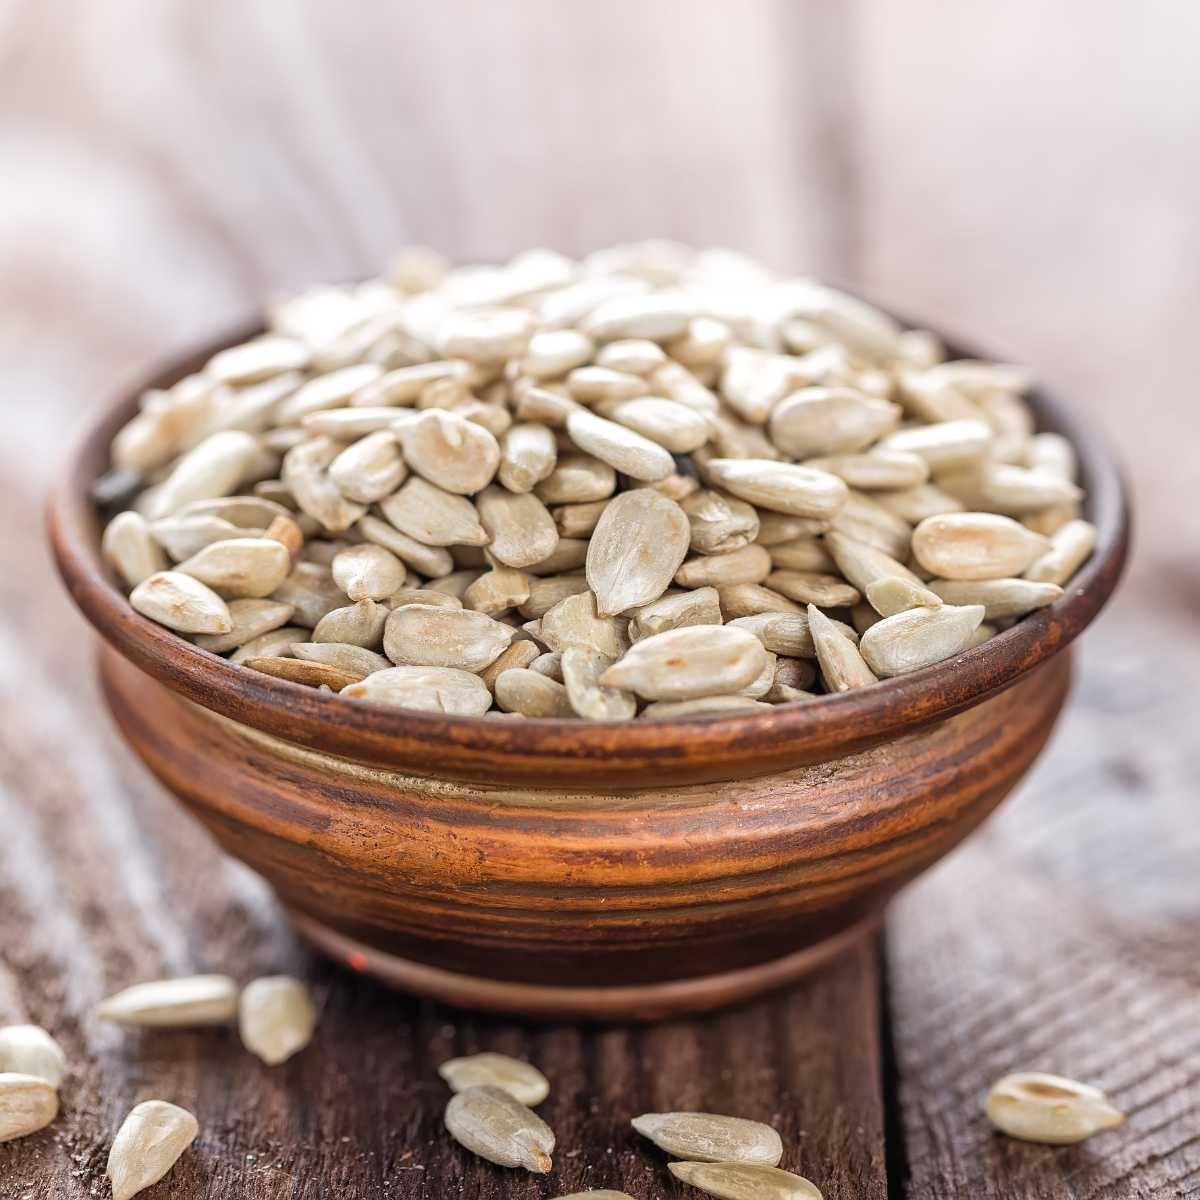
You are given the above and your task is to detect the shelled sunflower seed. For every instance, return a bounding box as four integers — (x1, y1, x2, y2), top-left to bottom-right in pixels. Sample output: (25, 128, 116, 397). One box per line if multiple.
(98, 242, 1095, 717)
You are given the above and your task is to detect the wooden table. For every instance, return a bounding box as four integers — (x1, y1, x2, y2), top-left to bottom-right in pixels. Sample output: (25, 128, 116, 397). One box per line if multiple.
(2, 4, 1198, 1196)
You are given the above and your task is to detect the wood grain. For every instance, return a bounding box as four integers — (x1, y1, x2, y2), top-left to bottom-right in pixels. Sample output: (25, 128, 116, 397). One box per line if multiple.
(1, 0, 1198, 1195)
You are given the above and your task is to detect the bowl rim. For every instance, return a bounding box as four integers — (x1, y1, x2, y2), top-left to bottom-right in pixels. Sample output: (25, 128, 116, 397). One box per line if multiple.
(48, 318, 1130, 787)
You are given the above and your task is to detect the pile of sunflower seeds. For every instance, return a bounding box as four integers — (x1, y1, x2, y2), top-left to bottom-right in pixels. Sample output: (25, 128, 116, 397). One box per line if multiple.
(97, 242, 1096, 718)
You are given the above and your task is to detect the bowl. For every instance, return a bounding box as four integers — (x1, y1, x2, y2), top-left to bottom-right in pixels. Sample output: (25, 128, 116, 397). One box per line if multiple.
(48, 325, 1129, 1020)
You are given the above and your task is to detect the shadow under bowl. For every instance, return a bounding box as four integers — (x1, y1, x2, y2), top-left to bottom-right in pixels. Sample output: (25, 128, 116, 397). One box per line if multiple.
(48, 324, 1129, 1020)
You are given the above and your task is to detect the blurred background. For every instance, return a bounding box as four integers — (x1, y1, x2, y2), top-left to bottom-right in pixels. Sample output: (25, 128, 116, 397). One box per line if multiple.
(2, 4, 1198, 1195)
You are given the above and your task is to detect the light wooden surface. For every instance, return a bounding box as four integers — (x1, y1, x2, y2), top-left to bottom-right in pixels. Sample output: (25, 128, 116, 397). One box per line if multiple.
(1, 3, 1197, 1196)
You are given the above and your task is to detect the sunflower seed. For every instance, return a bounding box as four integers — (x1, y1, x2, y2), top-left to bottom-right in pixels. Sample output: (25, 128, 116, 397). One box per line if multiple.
(245, 656, 364, 689)
(97, 975, 238, 1027)
(538, 591, 628, 657)
(143, 430, 261, 520)
(878, 418, 993, 469)
(604, 396, 711, 454)
(0, 1074, 58, 1144)
(561, 645, 637, 720)
(275, 363, 383, 423)
(425, 569, 482, 600)
(808, 604, 877, 691)
(342, 665, 492, 714)
(680, 490, 760, 554)
(103, 511, 168, 587)
(928, 578, 1064, 619)
(463, 565, 531, 616)
(327, 430, 407, 503)
(985, 1072, 1124, 1145)
(703, 459, 847, 519)
(107, 1100, 198, 1200)
(473, 486, 560, 568)
(768, 387, 900, 458)
(331, 544, 406, 602)
(399, 409, 501, 495)
(938, 461, 1082, 515)
(567, 365, 648, 402)
(526, 537, 589, 576)
(668, 1161, 823, 1200)
(494, 669, 574, 717)
(304, 406, 412, 438)
(864, 576, 943, 617)
(767, 537, 836, 574)
(594, 338, 668, 374)
(444, 1084, 554, 1172)
(175, 536, 292, 600)
(1023, 518, 1096, 585)
(766, 656, 817, 701)
(439, 1053, 550, 1106)
(581, 293, 692, 342)
(357, 514, 454, 577)
(912, 512, 1049, 580)
(766, 570, 860, 608)
(529, 651, 564, 680)
(384, 604, 513, 671)
(497, 423, 558, 494)
(270, 562, 347, 628)
(207, 335, 308, 384)
(859, 603, 985, 676)
(293, 642, 389, 676)
(600, 625, 766, 701)
(824, 532, 923, 592)
(754, 512, 831, 545)
(194, 598, 296, 653)
(379, 477, 490, 547)
(238, 976, 315, 1065)
(311, 599, 388, 649)
(534, 453, 617, 504)
(479, 639, 541, 688)
(552, 499, 609, 537)
(632, 1111, 783, 1165)
(804, 449, 929, 490)
(230, 626, 309, 663)
(676, 544, 772, 589)
(437, 307, 537, 363)
(553, 1193, 636, 1200)
(130, 571, 233, 634)
(586, 490, 690, 616)
(517, 574, 591, 619)
(716, 583, 803, 618)
(873, 482, 965, 525)
(0, 1027, 66, 1089)
(628, 587, 722, 640)
(643, 696, 770, 718)
(565, 410, 675, 482)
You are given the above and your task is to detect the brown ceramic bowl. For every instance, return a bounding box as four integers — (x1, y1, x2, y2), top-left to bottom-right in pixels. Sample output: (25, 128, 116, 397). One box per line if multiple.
(48, 325, 1128, 1020)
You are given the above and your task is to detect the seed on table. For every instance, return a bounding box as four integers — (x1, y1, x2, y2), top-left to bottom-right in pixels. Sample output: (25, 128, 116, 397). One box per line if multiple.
(859, 603, 985, 676)
(102, 511, 167, 587)
(553, 1193, 636, 1200)
(379, 477, 490, 548)
(292, 642, 389, 677)
(985, 1072, 1124, 1145)
(716, 583, 803, 618)
(675, 544, 772, 589)
(342, 665, 493, 714)
(600, 625, 767, 701)
(561, 645, 637, 720)
(766, 570, 860, 608)
(444, 1084, 555, 1173)
(245, 656, 365, 690)
(824, 532, 923, 592)
(97, 975, 238, 1027)
(1023, 518, 1097, 585)
(703, 459, 848, 519)
(864, 576, 943, 618)
(586, 489, 691, 616)
(668, 1161, 823, 1200)
(632, 1111, 783, 1165)
(475, 486, 560, 568)
(328, 430, 407, 503)
(0, 1074, 58, 1144)
(929, 578, 1064, 619)
(538, 591, 628, 658)
(912, 512, 1049, 580)
(271, 562, 348, 628)
(107, 1100, 199, 1200)
(808, 604, 877, 691)
(398, 409, 501, 495)
(681, 489, 760, 554)
(130, 571, 232, 634)
(534, 452, 617, 504)
(628, 587, 722, 641)
(768, 387, 900, 459)
(439, 1052, 550, 1106)
(238, 976, 316, 1065)
(194, 597, 296, 653)
(767, 537, 837, 574)
(565, 409, 675, 482)
(0, 1027, 66, 1089)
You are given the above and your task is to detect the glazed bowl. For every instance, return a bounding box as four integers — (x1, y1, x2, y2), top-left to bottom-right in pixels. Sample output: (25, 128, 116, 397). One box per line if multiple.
(48, 326, 1128, 1020)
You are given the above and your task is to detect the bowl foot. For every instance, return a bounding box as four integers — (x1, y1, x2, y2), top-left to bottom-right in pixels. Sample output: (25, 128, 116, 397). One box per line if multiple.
(286, 908, 882, 1022)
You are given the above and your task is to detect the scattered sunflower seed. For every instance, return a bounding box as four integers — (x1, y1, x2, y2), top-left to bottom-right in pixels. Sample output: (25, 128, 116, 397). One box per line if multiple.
(0, 1073, 59, 1144)
(97, 975, 239, 1027)
(632, 1111, 783, 1165)
(859, 603, 986, 676)
(438, 1053, 550, 1106)
(238, 976, 316, 1065)
(984, 1072, 1124, 1145)
(107, 1100, 199, 1200)
(667, 1161, 823, 1200)
(0, 1027, 66, 1089)
(444, 1084, 554, 1173)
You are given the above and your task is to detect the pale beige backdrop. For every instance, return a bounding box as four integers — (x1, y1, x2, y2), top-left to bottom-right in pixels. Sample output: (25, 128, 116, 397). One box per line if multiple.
(2, 4, 1198, 1197)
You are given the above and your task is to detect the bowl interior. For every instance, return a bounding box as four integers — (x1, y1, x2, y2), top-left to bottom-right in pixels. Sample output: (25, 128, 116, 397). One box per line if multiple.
(49, 322, 1129, 787)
